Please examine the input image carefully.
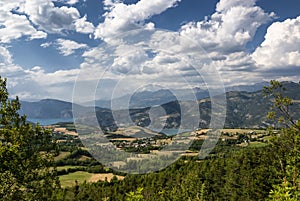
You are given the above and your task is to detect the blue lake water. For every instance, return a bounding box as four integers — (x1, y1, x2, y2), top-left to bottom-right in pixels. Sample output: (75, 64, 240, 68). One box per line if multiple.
(27, 118, 74, 126)
(27, 119, 191, 136)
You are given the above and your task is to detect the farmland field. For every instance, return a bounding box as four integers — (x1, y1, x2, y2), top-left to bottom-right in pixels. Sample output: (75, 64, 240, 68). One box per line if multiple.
(59, 171, 124, 187)
(59, 171, 93, 187)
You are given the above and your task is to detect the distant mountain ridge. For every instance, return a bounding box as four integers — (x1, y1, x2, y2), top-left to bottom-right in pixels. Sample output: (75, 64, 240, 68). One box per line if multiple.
(87, 82, 269, 109)
(19, 81, 300, 129)
(225, 81, 269, 92)
(19, 99, 73, 119)
(90, 88, 209, 109)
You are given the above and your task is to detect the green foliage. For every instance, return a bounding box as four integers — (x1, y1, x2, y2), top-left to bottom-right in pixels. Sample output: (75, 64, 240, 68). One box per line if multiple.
(126, 187, 145, 201)
(263, 80, 300, 130)
(0, 77, 60, 200)
(269, 181, 300, 201)
(58, 145, 280, 200)
(264, 80, 300, 200)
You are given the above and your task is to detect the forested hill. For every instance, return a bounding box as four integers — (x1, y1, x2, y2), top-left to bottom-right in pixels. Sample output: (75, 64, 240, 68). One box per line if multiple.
(19, 81, 300, 128)
(19, 99, 74, 119)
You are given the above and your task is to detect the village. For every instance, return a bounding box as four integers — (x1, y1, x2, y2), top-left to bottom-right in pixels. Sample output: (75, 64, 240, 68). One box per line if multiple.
(45, 123, 271, 154)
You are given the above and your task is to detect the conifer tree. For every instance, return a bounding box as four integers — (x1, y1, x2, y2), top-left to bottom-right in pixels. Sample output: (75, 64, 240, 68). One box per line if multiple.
(264, 80, 300, 200)
(0, 77, 60, 200)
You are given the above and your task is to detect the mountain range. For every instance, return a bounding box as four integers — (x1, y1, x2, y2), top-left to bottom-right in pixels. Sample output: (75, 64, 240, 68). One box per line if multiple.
(86, 87, 209, 109)
(84, 82, 268, 109)
(20, 81, 300, 129)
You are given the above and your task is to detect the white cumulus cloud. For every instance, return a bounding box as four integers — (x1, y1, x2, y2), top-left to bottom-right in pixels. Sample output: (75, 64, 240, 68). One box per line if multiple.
(0, 46, 25, 78)
(252, 16, 300, 69)
(94, 0, 180, 41)
(40, 42, 52, 48)
(23, 0, 80, 33)
(0, 0, 94, 43)
(55, 38, 88, 56)
(180, 0, 274, 53)
(0, 1, 47, 43)
(0, 46, 13, 65)
(55, 0, 81, 5)
(75, 15, 95, 34)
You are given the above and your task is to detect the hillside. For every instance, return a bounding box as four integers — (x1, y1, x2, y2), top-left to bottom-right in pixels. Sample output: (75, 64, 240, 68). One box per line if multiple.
(19, 82, 300, 129)
(88, 82, 267, 109)
(19, 99, 73, 119)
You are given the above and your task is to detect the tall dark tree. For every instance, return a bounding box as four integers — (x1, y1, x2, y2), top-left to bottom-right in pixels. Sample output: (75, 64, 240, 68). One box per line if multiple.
(0, 77, 60, 200)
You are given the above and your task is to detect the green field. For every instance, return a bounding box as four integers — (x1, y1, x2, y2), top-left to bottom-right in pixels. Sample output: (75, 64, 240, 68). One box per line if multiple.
(59, 171, 125, 187)
(59, 171, 93, 187)
(248, 141, 268, 148)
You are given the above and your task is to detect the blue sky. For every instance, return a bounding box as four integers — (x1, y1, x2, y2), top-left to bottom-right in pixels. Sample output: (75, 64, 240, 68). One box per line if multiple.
(0, 0, 299, 101)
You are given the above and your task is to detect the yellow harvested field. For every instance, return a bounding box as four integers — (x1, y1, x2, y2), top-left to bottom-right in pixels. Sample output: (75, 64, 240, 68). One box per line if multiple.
(111, 126, 160, 137)
(54, 127, 67, 132)
(89, 173, 124, 182)
(181, 152, 199, 157)
(156, 138, 172, 144)
(194, 129, 211, 135)
(196, 135, 208, 140)
(53, 127, 78, 136)
(64, 131, 78, 136)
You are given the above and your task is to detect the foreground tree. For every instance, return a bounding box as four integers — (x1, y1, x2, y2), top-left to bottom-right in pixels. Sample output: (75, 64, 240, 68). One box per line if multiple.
(0, 77, 60, 200)
(263, 80, 300, 200)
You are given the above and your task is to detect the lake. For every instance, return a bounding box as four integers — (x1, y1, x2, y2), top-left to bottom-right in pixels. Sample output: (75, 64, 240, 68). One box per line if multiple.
(27, 119, 191, 136)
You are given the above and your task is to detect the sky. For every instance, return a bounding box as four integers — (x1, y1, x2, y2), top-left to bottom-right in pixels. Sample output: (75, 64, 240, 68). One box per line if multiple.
(0, 0, 299, 102)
